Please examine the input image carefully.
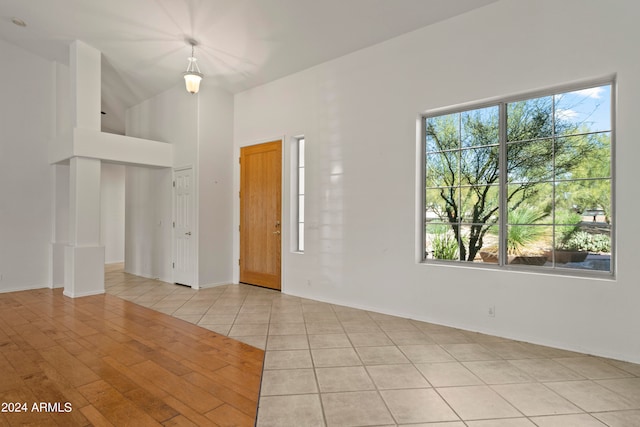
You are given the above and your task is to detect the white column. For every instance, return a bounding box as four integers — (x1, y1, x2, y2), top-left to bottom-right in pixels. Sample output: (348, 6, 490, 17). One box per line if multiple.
(70, 40, 101, 130)
(51, 164, 69, 288)
(50, 60, 71, 289)
(63, 41, 105, 297)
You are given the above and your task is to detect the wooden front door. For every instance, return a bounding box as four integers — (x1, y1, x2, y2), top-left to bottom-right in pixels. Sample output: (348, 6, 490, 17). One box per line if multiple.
(240, 140, 282, 290)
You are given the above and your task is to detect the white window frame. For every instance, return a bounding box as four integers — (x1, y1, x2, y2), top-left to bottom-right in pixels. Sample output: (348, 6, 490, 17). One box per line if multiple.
(421, 78, 615, 277)
(295, 136, 305, 252)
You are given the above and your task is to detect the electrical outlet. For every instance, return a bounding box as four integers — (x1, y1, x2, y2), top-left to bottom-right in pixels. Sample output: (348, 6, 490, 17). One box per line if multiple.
(488, 305, 496, 317)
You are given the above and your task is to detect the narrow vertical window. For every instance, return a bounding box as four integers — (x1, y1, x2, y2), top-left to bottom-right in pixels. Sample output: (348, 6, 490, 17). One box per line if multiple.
(297, 137, 305, 252)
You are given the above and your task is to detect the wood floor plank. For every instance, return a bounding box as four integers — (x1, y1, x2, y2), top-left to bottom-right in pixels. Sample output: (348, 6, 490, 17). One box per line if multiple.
(101, 356, 170, 400)
(215, 364, 262, 391)
(51, 313, 99, 337)
(159, 396, 220, 427)
(78, 380, 161, 427)
(54, 334, 96, 357)
(161, 414, 199, 427)
(131, 360, 225, 414)
(2, 344, 42, 377)
(205, 404, 254, 427)
(76, 355, 139, 396)
(36, 360, 91, 408)
(31, 319, 70, 342)
(38, 345, 100, 387)
(180, 361, 260, 402)
(0, 308, 29, 328)
(0, 281, 264, 427)
(0, 386, 57, 427)
(138, 348, 192, 377)
(0, 319, 17, 340)
(0, 353, 22, 393)
(175, 349, 229, 375)
(201, 344, 263, 374)
(123, 388, 179, 424)
(79, 404, 117, 427)
(20, 371, 90, 426)
(80, 333, 148, 367)
(180, 371, 258, 418)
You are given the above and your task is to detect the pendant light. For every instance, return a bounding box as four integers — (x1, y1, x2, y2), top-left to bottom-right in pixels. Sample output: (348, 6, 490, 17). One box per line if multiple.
(183, 39, 203, 94)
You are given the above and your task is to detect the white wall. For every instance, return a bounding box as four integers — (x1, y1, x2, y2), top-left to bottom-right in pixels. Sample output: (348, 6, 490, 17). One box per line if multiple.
(198, 87, 235, 286)
(234, 0, 640, 363)
(0, 40, 55, 292)
(125, 86, 193, 281)
(126, 86, 197, 167)
(124, 165, 172, 280)
(101, 163, 125, 263)
(125, 83, 235, 286)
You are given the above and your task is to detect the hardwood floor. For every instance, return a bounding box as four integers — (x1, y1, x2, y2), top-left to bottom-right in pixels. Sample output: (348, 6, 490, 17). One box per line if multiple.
(0, 286, 264, 426)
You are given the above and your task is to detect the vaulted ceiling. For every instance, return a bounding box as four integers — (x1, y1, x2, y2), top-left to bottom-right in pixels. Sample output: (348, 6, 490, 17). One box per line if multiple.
(0, 0, 497, 133)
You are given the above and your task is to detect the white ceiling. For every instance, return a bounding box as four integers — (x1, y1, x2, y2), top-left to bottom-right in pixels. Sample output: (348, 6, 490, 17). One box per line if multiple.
(0, 0, 497, 133)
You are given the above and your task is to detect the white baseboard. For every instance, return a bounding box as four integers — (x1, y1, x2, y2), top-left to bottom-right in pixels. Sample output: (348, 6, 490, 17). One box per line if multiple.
(0, 284, 49, 294)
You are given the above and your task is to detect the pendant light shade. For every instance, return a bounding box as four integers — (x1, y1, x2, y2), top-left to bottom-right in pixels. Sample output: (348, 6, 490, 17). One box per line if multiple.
(183, 40, 203, 94)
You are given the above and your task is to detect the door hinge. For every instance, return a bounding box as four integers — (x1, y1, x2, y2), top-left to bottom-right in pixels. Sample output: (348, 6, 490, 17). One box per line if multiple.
(173, 180, 175, 188)
(172, 262, 175, 268)
(238, 157, 241, 164)
(238, 259, 241, 266)
(238, 225, 240, 232)
(173, 221, 175, 228)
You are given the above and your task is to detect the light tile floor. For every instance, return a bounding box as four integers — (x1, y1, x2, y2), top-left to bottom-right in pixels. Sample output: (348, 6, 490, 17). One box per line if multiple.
(105, 265, 640, 427)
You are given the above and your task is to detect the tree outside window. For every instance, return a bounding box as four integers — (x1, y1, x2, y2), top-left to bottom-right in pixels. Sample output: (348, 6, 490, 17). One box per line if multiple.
(424, 83, 612, 273)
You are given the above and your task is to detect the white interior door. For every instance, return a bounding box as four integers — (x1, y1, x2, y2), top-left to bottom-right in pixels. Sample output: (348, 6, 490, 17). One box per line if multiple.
(173, 167, 195, 286)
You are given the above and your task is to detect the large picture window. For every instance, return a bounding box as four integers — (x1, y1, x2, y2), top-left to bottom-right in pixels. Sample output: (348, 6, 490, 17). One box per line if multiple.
(423, 82, 613, 274)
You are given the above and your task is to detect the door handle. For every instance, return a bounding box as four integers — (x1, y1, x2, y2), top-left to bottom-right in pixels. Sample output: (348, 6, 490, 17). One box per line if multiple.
(185, 232, 191, 236)
(272, 230, 281, 235)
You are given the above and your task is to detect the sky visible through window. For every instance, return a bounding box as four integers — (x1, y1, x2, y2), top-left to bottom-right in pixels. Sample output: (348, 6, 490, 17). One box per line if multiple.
(555, 85, 610, 134)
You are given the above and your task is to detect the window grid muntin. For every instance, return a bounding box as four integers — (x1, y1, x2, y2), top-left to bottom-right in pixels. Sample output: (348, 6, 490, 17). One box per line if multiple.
(296, 137, 305, 252)
(423, 81, 613, 275)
